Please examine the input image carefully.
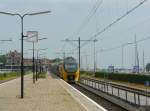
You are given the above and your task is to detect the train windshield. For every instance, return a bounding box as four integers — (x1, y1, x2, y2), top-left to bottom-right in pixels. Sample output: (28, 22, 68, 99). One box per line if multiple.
(64, 63, 77, 72)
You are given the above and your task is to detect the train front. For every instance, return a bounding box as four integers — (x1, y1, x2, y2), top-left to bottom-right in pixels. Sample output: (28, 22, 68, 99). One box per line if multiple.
(63, 57, 79, 82)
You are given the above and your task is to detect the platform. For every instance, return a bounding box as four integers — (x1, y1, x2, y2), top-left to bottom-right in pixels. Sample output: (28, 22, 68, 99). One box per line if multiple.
(0, 72, 106, 111)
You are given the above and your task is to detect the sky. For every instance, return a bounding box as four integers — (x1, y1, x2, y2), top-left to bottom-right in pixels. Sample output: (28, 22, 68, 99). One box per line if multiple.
(0, 0, 150, 69)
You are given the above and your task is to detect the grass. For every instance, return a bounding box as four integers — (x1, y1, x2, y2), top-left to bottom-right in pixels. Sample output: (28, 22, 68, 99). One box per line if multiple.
(0, 72, 20, 81)
(80, 71, 95, 77)
(0, 71, 31, 81)
(38, 72, 47, 79)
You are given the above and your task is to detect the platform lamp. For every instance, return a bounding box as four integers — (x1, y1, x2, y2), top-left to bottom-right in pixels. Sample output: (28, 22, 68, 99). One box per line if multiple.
(35, 48, 47, 81)
(0, 10, 51, 98)
(28, 37, 47, 83)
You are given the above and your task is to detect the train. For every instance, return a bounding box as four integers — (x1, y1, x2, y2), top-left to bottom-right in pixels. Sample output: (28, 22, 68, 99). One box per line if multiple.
(50, 57, 80, 82)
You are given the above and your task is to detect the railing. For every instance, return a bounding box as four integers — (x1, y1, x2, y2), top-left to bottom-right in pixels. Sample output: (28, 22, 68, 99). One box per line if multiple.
(79, 77, 150, 106)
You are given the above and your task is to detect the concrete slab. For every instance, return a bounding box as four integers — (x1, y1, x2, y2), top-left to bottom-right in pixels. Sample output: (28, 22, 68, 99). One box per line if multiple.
(58, 78, 107, 111)
(0, 74, 87, 111)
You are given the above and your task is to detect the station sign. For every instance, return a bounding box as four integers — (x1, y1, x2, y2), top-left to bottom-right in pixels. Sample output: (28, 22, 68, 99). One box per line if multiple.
(27, 31, 38, 43)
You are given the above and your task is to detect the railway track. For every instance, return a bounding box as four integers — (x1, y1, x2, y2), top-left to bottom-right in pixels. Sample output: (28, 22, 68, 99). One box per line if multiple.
(71, 83, 127, 111)
(72, 77, 150, 111)
(49, 72, 149, 110)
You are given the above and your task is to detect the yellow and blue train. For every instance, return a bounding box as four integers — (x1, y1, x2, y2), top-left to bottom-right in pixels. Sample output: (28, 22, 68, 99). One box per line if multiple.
(51, 57, 79, 82)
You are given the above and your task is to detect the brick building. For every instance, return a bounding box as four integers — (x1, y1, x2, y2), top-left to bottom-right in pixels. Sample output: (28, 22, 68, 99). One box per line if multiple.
(5, 50, 51, 70)
(6, 50, 21, 65)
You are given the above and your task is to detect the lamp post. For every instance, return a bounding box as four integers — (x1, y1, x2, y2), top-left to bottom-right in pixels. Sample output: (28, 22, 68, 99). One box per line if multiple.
(34, 48, 47, 81)
(0, 11, 51, 98)
(39, 53, 47, 73)
(32, 42, 35, 83)
(28, 38, 47, 83)
(35, 48, 47, 81)
(121, 43, 133, 71)
(93, 39, 98, 74)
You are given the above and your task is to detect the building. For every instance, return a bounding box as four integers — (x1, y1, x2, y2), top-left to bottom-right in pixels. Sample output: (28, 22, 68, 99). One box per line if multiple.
(4, 50, 51, 70)
(5, 50, 32, 70)
(6, 50, 21, 65)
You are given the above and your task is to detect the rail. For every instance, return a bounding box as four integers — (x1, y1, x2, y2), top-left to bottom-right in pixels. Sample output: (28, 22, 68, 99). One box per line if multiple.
(79, 77, 150, 106)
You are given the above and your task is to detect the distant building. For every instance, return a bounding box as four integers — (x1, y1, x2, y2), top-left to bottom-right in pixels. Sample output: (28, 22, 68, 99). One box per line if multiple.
(24, 58, 32, 66)
(6, 50, 21, 65)
(4, 50, 51, 70)
(39, 58, 51, 65)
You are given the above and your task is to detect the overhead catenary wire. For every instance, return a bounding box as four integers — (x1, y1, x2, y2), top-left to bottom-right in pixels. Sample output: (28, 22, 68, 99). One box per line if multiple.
(63, 0, 148, 55)
(80, 0, 148, 49)
(96, 35, 150, 53)
(61, 0, 149, 70)
(66, 0, 103, 40)
(60, 0, 103, 54)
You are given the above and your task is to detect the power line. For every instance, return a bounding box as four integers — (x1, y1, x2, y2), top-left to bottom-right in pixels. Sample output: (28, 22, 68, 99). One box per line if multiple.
(60, 0, 102, 54)
(80, 0, 148, 48)
(63, 0, 148, 57)
(66, 0, 103, 40)
(56, 52, 73, 59)
(96, 35, 150, 53)
(137, 35, 150, 43)
(61, 0, 103, 54)
(62, 38, 97, 76)
(77, 0, 103, 33)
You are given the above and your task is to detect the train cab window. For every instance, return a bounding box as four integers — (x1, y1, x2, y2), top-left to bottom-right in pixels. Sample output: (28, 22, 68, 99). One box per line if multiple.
(64, 63, 77, 73)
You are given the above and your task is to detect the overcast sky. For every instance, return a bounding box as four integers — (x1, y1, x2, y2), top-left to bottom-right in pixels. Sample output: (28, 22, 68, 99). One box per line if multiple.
(0, 0, 150, 69)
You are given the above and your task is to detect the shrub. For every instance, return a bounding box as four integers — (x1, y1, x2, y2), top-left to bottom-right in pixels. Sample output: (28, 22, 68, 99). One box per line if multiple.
(95, 72, 150, 84)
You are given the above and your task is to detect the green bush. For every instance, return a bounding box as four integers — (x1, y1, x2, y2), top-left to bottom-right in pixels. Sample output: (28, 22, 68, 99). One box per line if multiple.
(0, 72, 20, 80)
(95, 72, 150, 84)
(80, 71, 94, 76)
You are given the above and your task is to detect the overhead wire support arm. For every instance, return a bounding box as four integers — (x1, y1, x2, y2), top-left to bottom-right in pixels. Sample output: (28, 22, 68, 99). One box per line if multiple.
(56, 52, 73, 59)
(0, 39, 12, 41)
(61, 37, 98, 78)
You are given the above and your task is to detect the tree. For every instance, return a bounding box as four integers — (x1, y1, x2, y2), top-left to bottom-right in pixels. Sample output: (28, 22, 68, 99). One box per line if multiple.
(52, 58, 62, 63)
(0, 55, 6, 65)
(146, 63, 150, 72)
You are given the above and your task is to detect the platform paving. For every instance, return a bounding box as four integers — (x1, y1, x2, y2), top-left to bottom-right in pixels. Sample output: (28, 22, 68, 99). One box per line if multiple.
(0, 73, 87, 111)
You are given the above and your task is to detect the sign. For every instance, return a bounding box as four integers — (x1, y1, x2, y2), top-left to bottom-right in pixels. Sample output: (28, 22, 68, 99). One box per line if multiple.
(108, 65, 114, 72)
(145, 81, 149, 86)
(27, 31, 38, 42)
(132, 65, 139, 73)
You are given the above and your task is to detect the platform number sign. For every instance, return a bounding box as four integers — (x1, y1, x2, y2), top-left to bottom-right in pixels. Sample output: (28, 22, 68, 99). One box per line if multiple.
(27, 31, 38, 43)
